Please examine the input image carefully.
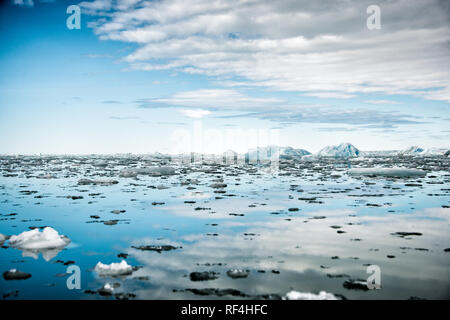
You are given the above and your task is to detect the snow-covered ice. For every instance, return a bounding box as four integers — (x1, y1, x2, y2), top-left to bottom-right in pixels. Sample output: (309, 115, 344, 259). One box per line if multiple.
(9, 227, 70, 250)
(283, 290, 339, 300)
(399, 146, 447, 156)
(226, 269, 249, 279)
(94, 260, 133, 276)
(8, 227, 71, 261)
(316, 143, 362, 158)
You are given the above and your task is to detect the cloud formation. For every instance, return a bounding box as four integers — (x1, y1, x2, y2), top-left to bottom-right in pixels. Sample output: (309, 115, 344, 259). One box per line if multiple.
(79, 0, 450, 102)
(135, 88, 424, 128)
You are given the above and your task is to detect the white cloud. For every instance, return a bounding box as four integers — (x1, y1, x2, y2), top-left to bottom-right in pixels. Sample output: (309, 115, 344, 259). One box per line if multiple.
(138, 89, 423, 128)
(365, 100, 401, 105)
(80, 0, 450, 102)
(304, 92, 356, 99)
(178, 109, 211, 118)
(152, 89, 284, 110)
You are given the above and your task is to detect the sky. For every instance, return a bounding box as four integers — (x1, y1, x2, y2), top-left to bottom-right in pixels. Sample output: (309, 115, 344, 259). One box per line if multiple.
(0, 0, 449, 155)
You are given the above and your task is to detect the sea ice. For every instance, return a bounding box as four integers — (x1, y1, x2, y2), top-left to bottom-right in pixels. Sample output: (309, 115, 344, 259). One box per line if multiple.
(9, 227, 70, 260)
(94, 260, 133, 276)
(98, 283, 115, 295)
(283, 290, 339, 300)
(399, 146, 446, 156)
(226, 269, 249, 279)
(78, 179, 118, 186)
(119, 166, 176, 177)
(347, 167, 427, 177)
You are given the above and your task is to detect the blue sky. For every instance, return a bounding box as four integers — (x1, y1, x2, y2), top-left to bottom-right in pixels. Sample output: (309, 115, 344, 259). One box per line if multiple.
(0, 0, 449, 154)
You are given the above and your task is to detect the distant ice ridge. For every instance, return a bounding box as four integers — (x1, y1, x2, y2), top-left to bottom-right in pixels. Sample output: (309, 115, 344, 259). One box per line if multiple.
(316, 143, 362, 158)
(279, 146, 311, 159)
(245, 146, 311, 162)
(9, 227, 70, 261)
(399, 146, 447, 156)
(348, 167, 427, 177)
(283, 290, 339, 300)
(94, 260, 133, 276)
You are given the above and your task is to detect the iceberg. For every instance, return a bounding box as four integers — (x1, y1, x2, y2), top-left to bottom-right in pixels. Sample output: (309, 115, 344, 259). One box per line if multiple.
(348, 167, 427, 177)
(283, 290, 339, 300)
(9, 227, 71, 261)
(0, 233, 5, 245)
(279, 146, 311, 159)
(94, 260, 133, 277)
(317, 143, 362, 158)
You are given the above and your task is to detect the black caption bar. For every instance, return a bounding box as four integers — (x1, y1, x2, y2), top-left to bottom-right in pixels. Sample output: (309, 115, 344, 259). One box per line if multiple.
(1, 300, 444, 319)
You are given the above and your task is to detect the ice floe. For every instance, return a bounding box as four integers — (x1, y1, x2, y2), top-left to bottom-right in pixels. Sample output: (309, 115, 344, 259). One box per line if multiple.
(226, 269, 249, 279)
(119, 166, 176, 177)
(98, 283, 115, 295)
(3, 269, 32, 280)
(78, 179, 118, 186)
(283, 290, 339, 300)
(9, 227, 70, 261)
(94, 260, 133, 277)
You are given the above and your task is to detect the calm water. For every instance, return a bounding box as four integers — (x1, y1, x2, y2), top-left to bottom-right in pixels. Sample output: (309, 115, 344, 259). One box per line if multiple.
(0, 155, 449, 299)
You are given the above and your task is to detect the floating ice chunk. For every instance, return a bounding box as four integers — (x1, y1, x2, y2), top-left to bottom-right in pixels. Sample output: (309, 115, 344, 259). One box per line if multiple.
(9, 227, 70, 260)
(94, 260, 133, 277)
(78, 179, 118, 186)
(226, 269, 249, 279)
(141, 166, 176, 176)
(348, 167, 426, 177)
(0, 233, 5, 245)
(119, 169, 138, 178)
(180, 191, 210, 199)
(9, 227, 70, 250)
(119, 166, 176, 177)
(36, 174, 56, 179)
(283, 290, 339, 300)
(98, 283, 115, 295)
(3, 269, 32, 280)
